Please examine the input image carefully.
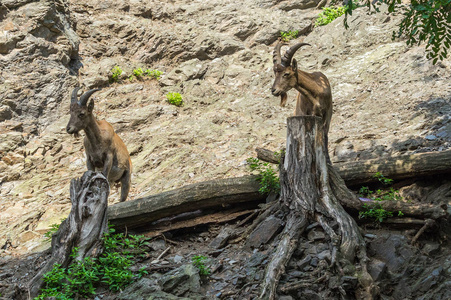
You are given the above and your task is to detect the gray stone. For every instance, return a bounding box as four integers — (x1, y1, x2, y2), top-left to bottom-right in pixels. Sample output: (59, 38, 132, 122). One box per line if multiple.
(422, 242, 440, 256)
(278, 296, 294, 300)
(277, 0, 319, 10)
(317, 250, 331, 262)
(173, 255, 183, 264)
(368, 234, 415, 273)
(245, 216, 284, 248)
(209, 226, 234, 249)
(159, 264, 201, 296)
(160, 59, 208, 87)
(368, 259, 386, 281)
(307, 229, 325, 241)
(297, 255, 312, 269)
(0, 105, 13, 122)
(118, 278, 159, 300)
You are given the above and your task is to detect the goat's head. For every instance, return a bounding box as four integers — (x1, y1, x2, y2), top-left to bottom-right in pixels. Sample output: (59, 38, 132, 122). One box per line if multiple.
(66, 87, 100, 136)
(271, 41, 310, 107)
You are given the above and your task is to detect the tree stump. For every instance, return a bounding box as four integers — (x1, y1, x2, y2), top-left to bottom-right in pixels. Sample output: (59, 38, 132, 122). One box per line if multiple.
(257, 116, 377, 299)
(28, 171, 110, 298)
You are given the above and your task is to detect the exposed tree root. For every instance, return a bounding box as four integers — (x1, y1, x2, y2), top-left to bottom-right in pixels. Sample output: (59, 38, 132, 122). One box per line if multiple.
(28, 171, 109, 299)
(251, 117, 378, 300)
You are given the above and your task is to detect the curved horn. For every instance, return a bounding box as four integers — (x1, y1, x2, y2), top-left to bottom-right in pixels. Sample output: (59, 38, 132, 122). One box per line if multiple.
(71, 87, 80, 104)
(78, 88, 101, 106)
(281, 43, 311, 67)
(273, 40, 283, 66)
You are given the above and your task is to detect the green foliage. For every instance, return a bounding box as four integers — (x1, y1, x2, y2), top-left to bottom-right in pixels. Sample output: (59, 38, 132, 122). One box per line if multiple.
(133, 68, 144, 77)
(359, 202, 394, 222)
(345, 0, 451, 63)
(111, 66, 163, 83)
(145, 69, 163, 80)
(166, 92, 183, 106)
(358, 173, 403, 222)
(110, 66, 123, 83)
(280, 30, 299, 42)
(374, 171, 393, 185)
(192, 255, 210, 276)
(129, 68, 144, 81)
(247, 157, 281, 195)
(44, 222, 61, 241)
(315, 6, 348, 27)
(35, 225, 146, 299)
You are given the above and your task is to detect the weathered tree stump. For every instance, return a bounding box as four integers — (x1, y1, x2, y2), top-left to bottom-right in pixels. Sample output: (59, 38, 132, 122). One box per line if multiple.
(28, 171, 109, 298)
(256, 116, 377, 299)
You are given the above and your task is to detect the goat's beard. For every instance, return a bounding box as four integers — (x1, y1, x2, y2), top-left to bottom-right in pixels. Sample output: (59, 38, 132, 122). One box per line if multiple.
(280, 92, 288, 107)
(73, 132, 80, 138)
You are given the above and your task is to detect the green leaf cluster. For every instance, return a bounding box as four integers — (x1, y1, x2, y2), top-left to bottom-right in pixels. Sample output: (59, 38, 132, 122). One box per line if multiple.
(192, 255, 211, 276)
(345, 0, 451, 63)
(280, 30, 299, 42)
(246, 157, 280, 195)
(35, 226, 147, 299)
(110, 66, 164, 83)
(358, 173, 403, 222)
(315, 6, 348, 27)
(393, 0, 451, 64)
(110, 66, 123, 83)
(43, 221, 63, 241)
(145, 69, 163, 80)
(166, 92, 183, 107)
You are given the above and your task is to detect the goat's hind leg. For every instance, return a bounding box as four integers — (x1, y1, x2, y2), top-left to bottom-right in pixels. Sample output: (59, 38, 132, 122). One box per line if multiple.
(119, 170, 131, 202)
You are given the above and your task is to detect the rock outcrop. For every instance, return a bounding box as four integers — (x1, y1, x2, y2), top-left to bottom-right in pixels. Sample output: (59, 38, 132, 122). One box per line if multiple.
(0, 0, 450, 258)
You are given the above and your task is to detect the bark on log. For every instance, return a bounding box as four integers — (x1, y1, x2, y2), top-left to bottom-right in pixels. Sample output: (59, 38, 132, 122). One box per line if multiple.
(256, 147, 451, 186)
(108, 175, 264, 229)
(258, 116, 377, 300)
(107, 175, 446, 233)
(28, 171, 109, 298)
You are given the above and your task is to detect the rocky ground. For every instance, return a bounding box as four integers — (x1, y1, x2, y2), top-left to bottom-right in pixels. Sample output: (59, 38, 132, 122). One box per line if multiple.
(0, 0, 451, 299)
(1, 202, 451, 299)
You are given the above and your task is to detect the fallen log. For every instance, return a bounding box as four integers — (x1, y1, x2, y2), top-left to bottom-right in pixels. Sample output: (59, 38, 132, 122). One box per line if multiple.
(108, 174, 447, 233)
(108, 175, 264, 230)
(256, 147, 451, 186)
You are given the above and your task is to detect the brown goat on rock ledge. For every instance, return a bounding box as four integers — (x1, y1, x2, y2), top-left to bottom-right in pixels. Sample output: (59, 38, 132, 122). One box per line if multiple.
(66, 88, 132, 202)
(271, 40, 333, 136)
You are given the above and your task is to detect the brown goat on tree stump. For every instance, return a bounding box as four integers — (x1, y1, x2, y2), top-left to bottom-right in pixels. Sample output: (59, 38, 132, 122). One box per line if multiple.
(271, 40, 333, 136)
(66, 88, 132, 202)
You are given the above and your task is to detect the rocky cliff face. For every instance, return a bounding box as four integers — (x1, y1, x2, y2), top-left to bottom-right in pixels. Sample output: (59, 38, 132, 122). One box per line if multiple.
(0, 0, 450, 254)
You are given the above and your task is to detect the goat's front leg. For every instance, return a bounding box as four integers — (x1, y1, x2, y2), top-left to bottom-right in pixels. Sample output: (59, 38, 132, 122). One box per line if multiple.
(102, 152, 113, 180)
(86, 156, 94, 171)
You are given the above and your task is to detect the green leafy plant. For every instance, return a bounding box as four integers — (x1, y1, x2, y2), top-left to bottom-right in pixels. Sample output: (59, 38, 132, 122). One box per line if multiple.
(166, 92, 183, 107)
(345, 0, 451, 64)
(35, 225, 146, 299)
(359, 203, 394, 222)
(374, 172, 393, 185)
(110, 66, 123, 83)
(280, 30, 299, 42)
(44, 223, 61, 241)
(133, 68, 144, 77)
(145, 69, 163, 80)
(358, 173, 403, 222)
(192, 255, 210, 276)
(247, 157, 280, 195)
(315, 6, 348, 27)
(128, 68, 144, 81)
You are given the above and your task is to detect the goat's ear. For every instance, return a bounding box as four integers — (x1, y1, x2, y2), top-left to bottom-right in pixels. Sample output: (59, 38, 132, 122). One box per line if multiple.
(291, 59, 298, 72)
(88, 99, 94, 112)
